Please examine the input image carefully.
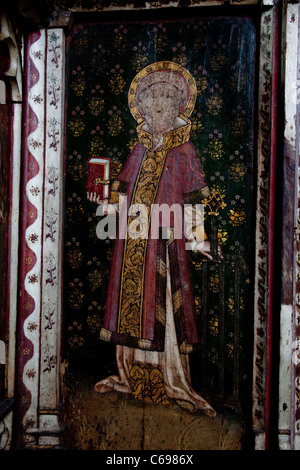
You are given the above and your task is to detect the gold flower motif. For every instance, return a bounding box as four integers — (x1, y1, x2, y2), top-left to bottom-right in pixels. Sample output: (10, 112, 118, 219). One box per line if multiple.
(196, 75, 208, 94)
(229, 162, 247, 181)
(68, 118, 85, 137)
(191, 259, 203, 271)
(231, 115, 248, 136)
(89, 136, 105, 156)
(68, 288, 84, 309)
(68, 334, 84, 349)
(74, 36, 89, 54)
(71, 77, 86, 96)
(217, 229, 228, 245)
(67, 204, 84, 221)
(107, 115, 123, 136)
(109, 74, 126, 95)
(210, 51, 227, 71)
(194, 295, 201, 315)
(226, 343, 234, 358)
(87, 314, 102, 334)
(209, 313, 218, 336)
(173, 54, 189, 68)
(91, 54, 107, 75)
(67, 249, 83, 269)
(191, 117, 203, 138)
(229, 209, 246, 226)
(132, 52, 148, 73)
(194, 33, 206, 51)
(114, 31, 127, 53)
(208, 138, 225, 160)
(88, 97, 105, 116)
(155, 34, 168, 54)
(88, 269, 102, 291)
(207, 93, 223, 116)
(209, 274, 220, 293)
(67, 163, 84, 181)
(227, 296, 245, 314)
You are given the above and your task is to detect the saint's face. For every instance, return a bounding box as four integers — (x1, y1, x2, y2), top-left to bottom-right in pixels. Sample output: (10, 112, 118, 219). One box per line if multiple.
(138, 82, 181, 135)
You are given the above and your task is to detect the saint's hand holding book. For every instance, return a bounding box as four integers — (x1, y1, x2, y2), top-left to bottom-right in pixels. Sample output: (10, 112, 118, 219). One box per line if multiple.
(86, 157, 117, 215)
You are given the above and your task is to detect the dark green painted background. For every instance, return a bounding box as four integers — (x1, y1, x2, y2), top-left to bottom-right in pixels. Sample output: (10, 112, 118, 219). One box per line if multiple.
(63, 16, 256, 405)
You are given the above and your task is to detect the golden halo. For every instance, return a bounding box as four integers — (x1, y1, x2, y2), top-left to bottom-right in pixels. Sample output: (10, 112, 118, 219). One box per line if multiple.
(128, 61, 197, 124)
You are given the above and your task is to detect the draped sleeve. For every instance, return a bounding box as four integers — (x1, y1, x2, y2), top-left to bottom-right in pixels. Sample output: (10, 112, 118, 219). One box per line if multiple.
(182, 144, 210, 204)
(181, 143, 209, 245)
(109, 143, 145, 204)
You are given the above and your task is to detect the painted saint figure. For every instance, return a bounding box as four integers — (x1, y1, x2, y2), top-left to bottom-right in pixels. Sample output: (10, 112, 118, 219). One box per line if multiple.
(88, 62, 220, 417)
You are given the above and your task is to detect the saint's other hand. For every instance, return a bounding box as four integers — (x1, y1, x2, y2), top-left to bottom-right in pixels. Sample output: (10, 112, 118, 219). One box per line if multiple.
(195, 240, 223, 260)
(86, 192, 114, 215)
(86, 191, 107, 205)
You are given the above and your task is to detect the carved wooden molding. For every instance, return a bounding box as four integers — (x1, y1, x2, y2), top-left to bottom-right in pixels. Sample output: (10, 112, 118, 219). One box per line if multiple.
(278, 1, 300, 451)
(0, 13, 22, 101)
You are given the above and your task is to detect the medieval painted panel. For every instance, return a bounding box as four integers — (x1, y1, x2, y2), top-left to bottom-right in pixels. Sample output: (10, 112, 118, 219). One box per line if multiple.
(62, 15, 256, 450)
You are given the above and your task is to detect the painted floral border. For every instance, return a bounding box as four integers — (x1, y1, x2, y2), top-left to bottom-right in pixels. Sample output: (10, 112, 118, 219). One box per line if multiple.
(17, 29, 65, 447)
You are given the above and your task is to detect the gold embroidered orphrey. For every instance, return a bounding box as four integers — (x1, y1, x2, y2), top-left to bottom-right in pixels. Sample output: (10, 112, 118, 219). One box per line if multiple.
(117, 61, 198, 339)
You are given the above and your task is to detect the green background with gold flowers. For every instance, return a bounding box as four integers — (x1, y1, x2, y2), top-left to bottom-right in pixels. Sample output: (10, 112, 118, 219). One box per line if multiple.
(63, 16, 256, 406)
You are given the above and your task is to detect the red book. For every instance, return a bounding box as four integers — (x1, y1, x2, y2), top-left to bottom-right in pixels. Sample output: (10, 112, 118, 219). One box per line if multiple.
(86, 157, 111, 200)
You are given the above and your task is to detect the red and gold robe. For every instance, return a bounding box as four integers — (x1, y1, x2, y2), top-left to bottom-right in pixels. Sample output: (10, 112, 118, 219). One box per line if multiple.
(99, 119, 209, 354)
